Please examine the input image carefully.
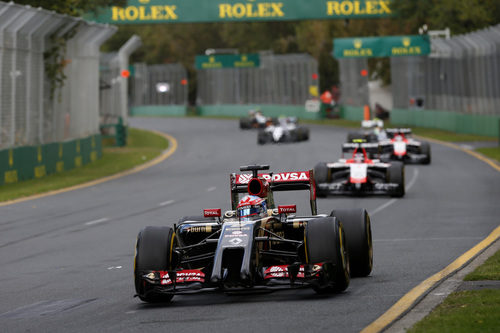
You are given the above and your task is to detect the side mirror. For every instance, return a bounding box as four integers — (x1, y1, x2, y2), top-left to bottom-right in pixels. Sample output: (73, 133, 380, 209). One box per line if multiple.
(204, 208, 221, 218)
(278, 205, 296, 214)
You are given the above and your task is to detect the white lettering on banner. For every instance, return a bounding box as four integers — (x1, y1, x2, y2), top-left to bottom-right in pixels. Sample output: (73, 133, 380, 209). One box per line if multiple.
(236, 172, 310, 184)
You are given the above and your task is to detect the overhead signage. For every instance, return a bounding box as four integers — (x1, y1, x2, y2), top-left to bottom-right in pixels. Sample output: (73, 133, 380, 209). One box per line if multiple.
(85, 0, 393, 24)
(333, 35, 431, 58)
(195, 54, 260, 69)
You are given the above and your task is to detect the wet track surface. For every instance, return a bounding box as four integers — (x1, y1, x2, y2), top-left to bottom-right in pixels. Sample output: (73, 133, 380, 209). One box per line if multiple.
(1, 117, 499, 332)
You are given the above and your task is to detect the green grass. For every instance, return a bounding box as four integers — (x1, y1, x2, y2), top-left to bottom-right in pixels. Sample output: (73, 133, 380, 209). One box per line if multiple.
(464, 250, 500, 281)
(410, 127, 497, 143)
(0, 128, 168, 202)
(476, 147, 500, 163)
(408, 289, 500, 333)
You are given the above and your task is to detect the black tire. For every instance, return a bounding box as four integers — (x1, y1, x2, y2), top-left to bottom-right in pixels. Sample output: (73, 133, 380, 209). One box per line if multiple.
(330, 209, 373, 277)
(301, 127, 310, 141)
(134, 226, 176, 303)
(387, 161, 405, 197)
(420, 142, 431, 164)
(257, 130, 269, 145)
(314, 162, 329, 197)
(306, 217, 350, 293)
(239, 117, 251, 129)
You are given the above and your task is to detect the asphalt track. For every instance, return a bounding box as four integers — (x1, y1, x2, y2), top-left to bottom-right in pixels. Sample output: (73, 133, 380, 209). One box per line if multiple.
(0, 117, 499, 333)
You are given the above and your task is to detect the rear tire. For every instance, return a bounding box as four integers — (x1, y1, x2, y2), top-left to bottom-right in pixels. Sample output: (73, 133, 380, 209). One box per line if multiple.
(134, 226, 176, 303)
(387, 161, 405, 197)
(306, 217, 350, 293)
(240, 117, 251, 129)
(257, 130, 269, 145)
(330, 209, 373, 277)
(420, 142, 431, 164)
(314, 162, 329, 198)
(347, 131, 364, 142)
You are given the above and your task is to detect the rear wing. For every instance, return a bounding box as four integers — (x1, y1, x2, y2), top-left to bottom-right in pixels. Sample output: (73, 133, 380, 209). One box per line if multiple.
(386, 128, 412, 138)
(230, 170, 317, 215)
(342, 142, 380, 158)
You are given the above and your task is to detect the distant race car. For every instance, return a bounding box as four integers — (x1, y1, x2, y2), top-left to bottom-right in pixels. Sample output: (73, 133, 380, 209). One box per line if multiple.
(379, 128, 431, 164)
(240, 109, 277, 129)
(257, 117, 309, 144)
(314, 142, 405, 197)
(346, 119, 385, 143)
(134, 165, 373, 303)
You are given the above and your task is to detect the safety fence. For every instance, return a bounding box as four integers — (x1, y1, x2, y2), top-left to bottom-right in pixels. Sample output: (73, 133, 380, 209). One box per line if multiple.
(391, 24, 500, 116)
(196, 53, 320, 118)
(0, 1, 116, 184)
(129, 62, 188, 116)
(339, 24, 500, 137)
(389, 24, 500, 136)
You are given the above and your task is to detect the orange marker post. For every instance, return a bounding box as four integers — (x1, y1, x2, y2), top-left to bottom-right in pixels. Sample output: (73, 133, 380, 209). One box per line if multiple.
(363, 105, 371, 120)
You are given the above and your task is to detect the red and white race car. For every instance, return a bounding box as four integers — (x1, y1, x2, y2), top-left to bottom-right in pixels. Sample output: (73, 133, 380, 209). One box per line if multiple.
(314, 142, 405, 197)
(379, 128, 431, 164)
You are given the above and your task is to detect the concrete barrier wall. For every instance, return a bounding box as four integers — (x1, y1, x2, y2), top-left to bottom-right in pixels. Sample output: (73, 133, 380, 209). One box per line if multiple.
(340, 106, 500, 137)
(130, 105, 187, 116)
(197, 104, 323, 120)
(0, 134, 102, 186)
(391, 108, 500, 137)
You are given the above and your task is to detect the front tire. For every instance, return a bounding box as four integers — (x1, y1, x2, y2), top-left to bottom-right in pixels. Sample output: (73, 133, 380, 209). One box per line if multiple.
(306, 217, 350, 293)
(134, 226, 176, 303)
(330, 209, 373, 277)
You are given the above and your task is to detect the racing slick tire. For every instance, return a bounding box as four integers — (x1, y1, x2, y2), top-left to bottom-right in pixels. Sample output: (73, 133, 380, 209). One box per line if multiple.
(313, 162, 329, 198)
(298, 127, 310, 141)
(306, 217, 350, 293)
(257, 130, 270, 145)
(239, 117, 251, 129)
(420, 142, 431, 164)
(330, 209, 373, 277)
(134, 226, 176, 303)
(347, 131, 364, 142)
(387, 161, 405, 197)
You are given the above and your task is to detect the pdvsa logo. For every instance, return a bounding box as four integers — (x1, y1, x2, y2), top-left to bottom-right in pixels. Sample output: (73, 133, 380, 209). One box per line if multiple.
(354, 39, 363, 49)
(402, 37, 411, 47)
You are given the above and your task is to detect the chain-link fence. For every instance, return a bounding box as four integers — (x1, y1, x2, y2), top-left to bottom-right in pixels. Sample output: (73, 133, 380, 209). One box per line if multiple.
(99, 35, 141, 126)
(338, 58, 370, 107)
(130, 63, 188, 107)
(391, 24, 500, 116)
(196, 53, 318, 105)
(0, 1, 116, 150)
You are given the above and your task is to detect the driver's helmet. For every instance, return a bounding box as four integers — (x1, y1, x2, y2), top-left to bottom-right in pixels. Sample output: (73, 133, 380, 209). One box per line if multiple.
(237, 195, 267, 221)
(353, 152, 365, 163)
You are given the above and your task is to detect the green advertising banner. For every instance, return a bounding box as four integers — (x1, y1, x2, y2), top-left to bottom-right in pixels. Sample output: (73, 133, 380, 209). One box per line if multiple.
(333, 35, 431, 58)
(195, 54, 260, 69)
(85, 0, 393, 24)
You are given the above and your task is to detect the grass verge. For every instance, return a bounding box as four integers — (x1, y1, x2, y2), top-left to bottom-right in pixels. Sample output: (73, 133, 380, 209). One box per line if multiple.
(409, 248, 500, 332)
(0, 128, 168, 202)
(408, 289, 500, 333)
(476, 147, 500, 163)
(465, 249, 500, 281)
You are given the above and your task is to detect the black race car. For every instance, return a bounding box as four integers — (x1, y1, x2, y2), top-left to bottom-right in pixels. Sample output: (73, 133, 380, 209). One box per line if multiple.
(134, 165, 373, 303)
(379, 128, 431, 164)
(315, 142, 405, 197)
(257, 117, 309, 144)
